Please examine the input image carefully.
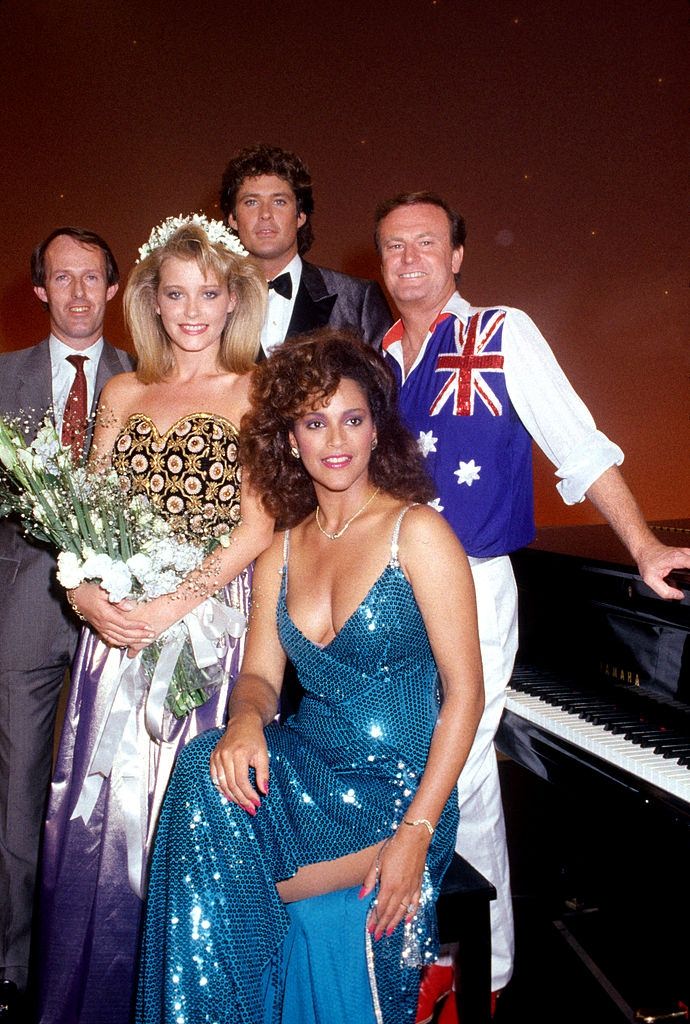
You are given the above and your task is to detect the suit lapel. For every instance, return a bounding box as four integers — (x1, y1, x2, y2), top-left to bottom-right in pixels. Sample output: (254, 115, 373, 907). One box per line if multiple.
(94, 341, 129, 400)
(286, 262, 337, 337)
(15, 339, 53, 427)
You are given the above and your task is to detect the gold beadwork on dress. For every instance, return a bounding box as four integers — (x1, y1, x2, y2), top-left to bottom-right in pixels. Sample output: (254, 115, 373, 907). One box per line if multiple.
(112, 413, 241, 539)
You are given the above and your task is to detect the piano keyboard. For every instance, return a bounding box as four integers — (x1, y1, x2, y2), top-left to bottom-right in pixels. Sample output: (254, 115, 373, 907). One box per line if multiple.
(505, 670, 690, 806)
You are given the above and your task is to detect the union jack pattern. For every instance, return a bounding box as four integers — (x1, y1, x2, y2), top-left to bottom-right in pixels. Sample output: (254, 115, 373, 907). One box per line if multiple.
(429, 310, 506, 417)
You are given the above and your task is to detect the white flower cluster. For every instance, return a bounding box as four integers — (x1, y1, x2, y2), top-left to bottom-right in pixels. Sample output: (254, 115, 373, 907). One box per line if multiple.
(136, 213, 248, 263)
(30, 422, 65, 474)
(57, 526, 206, 604)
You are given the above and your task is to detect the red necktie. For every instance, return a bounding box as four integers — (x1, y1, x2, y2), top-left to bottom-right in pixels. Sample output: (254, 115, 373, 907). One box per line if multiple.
(62, 354, 89, 459)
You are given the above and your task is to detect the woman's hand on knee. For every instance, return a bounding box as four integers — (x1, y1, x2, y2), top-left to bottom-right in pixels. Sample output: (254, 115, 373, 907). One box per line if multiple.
(209, 714, 269, 813)
(361, 830, 429, 940)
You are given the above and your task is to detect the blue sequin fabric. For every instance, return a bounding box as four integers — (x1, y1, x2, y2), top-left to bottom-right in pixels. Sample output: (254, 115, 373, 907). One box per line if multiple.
(136, 509, 459, 1024)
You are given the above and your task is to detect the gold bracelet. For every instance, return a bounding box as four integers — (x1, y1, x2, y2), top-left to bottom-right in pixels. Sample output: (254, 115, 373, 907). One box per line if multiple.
(402, 817, 435, 837)
(66, 589, 86, 622)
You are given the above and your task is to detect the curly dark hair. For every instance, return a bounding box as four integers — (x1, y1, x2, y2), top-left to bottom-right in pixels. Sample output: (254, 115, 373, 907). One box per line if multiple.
(241, 329, 435, 528)
(219, 144, 315, 255)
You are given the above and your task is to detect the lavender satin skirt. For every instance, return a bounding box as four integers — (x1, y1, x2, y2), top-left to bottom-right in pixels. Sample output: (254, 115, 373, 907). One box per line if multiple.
(36, 569, 252, 1024)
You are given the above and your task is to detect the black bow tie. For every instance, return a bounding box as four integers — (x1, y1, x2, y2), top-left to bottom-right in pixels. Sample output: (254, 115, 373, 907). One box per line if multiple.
(268, 272, 292, 300)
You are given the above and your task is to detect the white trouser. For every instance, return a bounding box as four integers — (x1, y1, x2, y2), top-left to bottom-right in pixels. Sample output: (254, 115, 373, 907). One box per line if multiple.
(454, 555, 518, 991)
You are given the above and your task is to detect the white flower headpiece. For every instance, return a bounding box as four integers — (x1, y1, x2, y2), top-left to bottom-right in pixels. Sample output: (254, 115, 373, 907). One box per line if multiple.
(137, 213, 248, 263)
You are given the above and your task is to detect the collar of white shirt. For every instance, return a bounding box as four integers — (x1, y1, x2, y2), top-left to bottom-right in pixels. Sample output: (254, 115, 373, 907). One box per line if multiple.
(382, 291, 471, 380)
(261, 254, 303, 354)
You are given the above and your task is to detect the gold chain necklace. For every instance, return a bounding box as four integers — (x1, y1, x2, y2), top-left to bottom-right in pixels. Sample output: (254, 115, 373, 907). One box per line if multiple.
(315, 487, 381, 541)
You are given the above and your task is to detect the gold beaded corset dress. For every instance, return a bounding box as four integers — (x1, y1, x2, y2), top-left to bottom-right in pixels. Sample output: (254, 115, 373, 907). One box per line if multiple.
(111, 412, 242, 538)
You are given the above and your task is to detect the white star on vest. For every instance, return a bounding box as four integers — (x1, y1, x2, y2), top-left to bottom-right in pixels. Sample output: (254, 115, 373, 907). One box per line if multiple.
(417, 430, 438, 457)
(454, 459, 481, 487)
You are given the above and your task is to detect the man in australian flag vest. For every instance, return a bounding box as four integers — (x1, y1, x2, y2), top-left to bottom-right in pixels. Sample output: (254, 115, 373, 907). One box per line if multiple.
(375, 191, 690, 1021)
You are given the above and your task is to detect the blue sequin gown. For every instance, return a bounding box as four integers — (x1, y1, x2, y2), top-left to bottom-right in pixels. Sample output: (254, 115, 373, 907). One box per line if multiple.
(136, 510, 459, 1024)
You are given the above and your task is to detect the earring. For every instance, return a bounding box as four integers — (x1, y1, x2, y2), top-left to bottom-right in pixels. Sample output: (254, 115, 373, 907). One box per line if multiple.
(371, 438, 378, 451)
(290, 446, 300, 459)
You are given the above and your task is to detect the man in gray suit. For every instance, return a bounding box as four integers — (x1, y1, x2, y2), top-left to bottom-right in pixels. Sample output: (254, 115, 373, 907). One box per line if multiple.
(219, 144, 392, 353)
(0, 227, 132, 1019)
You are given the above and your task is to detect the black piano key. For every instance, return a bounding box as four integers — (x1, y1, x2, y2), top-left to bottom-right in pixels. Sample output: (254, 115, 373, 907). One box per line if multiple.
(609, 720, 647, 734)
(624, 728, 669, 743)
(576, 704, 621, 719)
(655, 742, 690, 755)
(555, 699, 604, 712)
(596, 715, 640, 729)
(565, 699, 616, 709)
(639, 733, 675, 748)
(651, 736, 689, 750)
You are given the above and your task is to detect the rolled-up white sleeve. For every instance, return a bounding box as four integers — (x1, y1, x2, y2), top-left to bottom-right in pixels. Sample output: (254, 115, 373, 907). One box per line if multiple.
(501, 308, 624, 505)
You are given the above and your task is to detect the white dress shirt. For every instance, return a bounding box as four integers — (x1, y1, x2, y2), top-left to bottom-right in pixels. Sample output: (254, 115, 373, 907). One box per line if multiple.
(260, 254, 302, 355)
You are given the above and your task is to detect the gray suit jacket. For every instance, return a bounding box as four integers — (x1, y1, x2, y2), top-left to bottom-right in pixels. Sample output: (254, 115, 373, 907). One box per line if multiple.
(0, 338, 133, 620)
(286, 261, 392, 348)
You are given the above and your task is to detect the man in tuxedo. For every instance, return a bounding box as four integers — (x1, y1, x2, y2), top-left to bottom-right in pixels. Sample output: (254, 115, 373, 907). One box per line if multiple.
(374, 191, 690, 1021)
(219, 143, 392, 353)
(0, 227, 133, 1020)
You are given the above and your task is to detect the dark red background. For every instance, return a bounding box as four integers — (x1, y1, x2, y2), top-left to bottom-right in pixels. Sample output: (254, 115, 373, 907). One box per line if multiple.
(1, 0, 687, 525)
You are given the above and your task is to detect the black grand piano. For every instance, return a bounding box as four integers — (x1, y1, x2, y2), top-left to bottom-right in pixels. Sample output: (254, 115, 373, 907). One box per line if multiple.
(497, 520, 690, 1021)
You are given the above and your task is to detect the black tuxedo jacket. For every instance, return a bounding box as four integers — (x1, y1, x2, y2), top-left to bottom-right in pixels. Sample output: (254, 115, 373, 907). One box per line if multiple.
(285, 261, 392, 348)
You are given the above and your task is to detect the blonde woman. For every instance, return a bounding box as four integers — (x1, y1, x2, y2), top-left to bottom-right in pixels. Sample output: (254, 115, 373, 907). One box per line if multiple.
(38, 218, 273, 1024)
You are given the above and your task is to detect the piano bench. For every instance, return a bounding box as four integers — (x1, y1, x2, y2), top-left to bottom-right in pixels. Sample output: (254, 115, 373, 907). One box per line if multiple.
(436, 853, 497, 1024)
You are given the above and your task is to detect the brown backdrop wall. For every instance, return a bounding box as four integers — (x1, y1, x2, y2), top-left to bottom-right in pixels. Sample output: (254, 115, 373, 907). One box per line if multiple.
(1, 0, 687, 526)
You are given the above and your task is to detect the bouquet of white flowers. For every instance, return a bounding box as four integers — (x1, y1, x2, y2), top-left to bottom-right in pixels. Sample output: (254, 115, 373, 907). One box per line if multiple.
(0, 414, 245, 720)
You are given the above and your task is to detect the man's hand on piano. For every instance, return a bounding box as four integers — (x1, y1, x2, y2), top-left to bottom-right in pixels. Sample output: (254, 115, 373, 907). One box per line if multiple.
(636, 539, 690, 600)
(585, 468, 689, 601)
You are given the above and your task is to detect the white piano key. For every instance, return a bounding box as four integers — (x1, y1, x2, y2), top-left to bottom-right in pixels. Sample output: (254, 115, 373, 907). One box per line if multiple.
(505, 687, 690, 804)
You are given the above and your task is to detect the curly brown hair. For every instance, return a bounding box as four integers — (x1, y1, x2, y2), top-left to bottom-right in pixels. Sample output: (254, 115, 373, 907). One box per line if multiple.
(241, 329, 435, 528)
(219, 144, 315, 255)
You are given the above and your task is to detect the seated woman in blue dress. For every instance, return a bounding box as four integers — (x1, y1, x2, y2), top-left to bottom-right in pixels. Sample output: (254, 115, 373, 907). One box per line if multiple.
(136, 330, 484, 1024)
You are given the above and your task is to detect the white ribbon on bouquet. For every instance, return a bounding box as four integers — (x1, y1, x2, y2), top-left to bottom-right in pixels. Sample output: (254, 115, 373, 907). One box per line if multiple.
(69, 594, 246, 897)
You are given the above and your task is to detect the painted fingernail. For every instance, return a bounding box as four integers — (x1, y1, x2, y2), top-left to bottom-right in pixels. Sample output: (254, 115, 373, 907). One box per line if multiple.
(245, 804, 256, 816)
(358, 886, 368, 900)
(261, 780, 269, 794)
(386, 926, 395, 937)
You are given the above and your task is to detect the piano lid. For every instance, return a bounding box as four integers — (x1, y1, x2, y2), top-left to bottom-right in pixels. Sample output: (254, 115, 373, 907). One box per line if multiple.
(511, 519, 690, 700)
(523, 519, 690, 594)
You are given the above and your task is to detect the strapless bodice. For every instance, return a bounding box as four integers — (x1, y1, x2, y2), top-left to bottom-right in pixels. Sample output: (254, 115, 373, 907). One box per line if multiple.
(111, 412, 241, 537)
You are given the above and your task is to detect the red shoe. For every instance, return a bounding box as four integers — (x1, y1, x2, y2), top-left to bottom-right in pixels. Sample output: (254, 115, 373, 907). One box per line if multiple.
(436, 986, 501, 1022)
(437, 992, 459, 1023)
(415, 965, 454, 1024)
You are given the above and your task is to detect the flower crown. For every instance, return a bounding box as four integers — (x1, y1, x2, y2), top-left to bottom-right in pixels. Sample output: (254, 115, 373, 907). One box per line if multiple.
(136, 213, 248, 263)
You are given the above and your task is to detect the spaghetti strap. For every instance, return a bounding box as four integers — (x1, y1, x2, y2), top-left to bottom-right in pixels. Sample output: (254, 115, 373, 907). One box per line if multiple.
(282, 530, 291, 590)
(390, 504, 418, 567)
